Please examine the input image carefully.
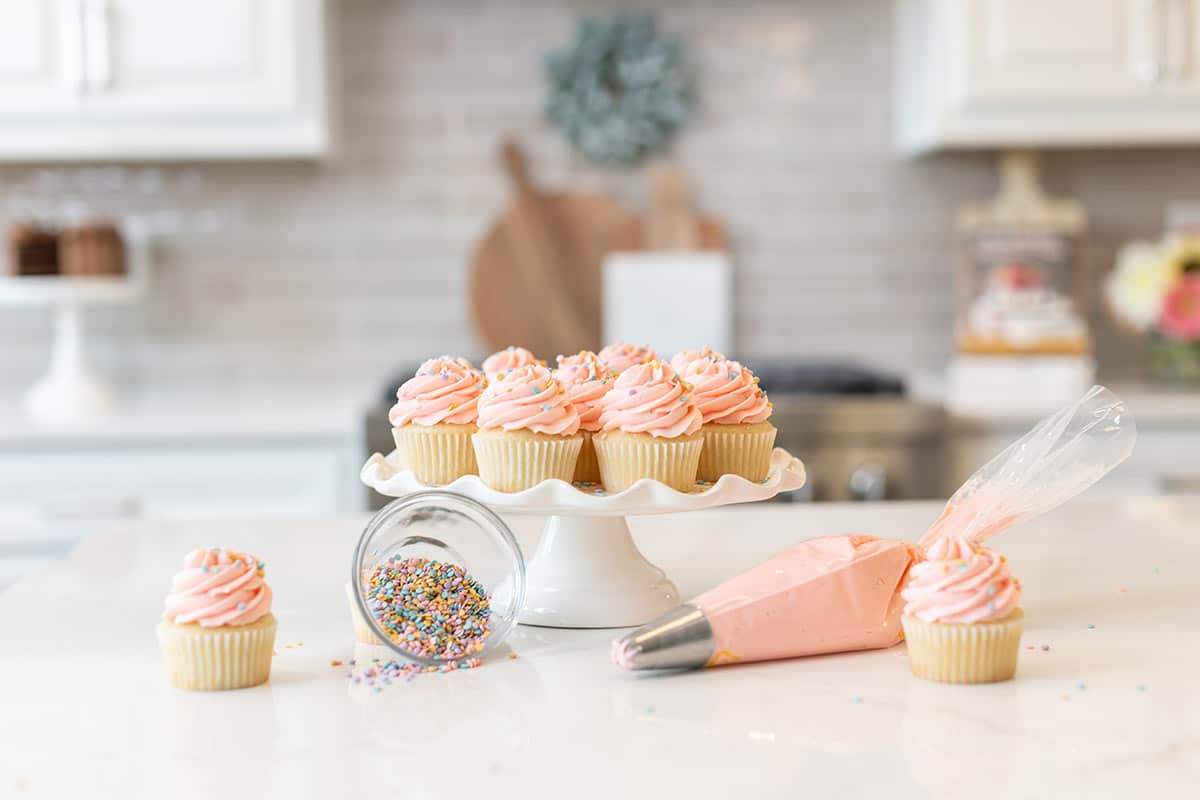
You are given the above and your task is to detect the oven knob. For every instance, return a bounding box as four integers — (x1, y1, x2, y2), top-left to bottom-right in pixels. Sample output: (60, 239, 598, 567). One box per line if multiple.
(848, 463, 887, 502)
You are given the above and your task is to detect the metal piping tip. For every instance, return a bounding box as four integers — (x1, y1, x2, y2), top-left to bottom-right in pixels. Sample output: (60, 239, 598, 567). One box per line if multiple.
(612, 604, 715, 671)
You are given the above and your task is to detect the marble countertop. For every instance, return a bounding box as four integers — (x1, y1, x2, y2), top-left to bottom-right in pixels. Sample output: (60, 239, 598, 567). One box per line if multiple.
(1, 498, 1195, 798)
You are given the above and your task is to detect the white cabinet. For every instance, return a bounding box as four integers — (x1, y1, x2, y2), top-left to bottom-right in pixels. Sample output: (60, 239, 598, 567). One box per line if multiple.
(896, 0, 1200, 152)
(0, 0, 329, 160)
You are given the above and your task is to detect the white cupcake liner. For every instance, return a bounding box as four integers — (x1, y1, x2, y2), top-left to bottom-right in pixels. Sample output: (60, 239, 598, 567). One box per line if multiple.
(157, 614, 277, 691)
(472, 429, 583, 492)
(697, 422, 777, 482)
(593, 430, 703, 493)
(901, 609, 1024, 684)
(392, 423, 478, 485)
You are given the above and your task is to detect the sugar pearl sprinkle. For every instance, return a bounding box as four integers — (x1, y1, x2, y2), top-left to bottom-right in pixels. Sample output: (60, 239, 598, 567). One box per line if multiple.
(364, 557, 493, 663)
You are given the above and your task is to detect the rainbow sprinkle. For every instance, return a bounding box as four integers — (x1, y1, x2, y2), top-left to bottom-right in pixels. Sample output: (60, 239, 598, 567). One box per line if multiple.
(363, 557, 492, 662)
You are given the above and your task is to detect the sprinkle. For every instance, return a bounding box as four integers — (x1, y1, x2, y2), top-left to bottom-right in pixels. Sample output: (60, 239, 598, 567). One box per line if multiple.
(849, 696, 863, 704)
(1137, 684, 1147, 692)
(628, 389, 637, 395)
(541, 404, 551, 412)
(202, 566, 209, 573)
(1086, 624, 1095, 630)
(1152, 567, 1160, 575)
(1026, 645, 1035, 651)
(507, 652, 518, 660)
(1041, 644, 1050, 652)
(1076, 682, 1087, 691)
(237, 602, 247, 611)
(532, 386, 541, 394)
(330, 659, 343, 667)
(987, 585, 997, 596)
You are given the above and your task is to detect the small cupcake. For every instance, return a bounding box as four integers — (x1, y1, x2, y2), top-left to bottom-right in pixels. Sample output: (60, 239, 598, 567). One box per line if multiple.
(482, 345, 542, 381)
(900, 535, 1024, 684)
(553, 350, 615, 484)
(389, 356, 484, 485)
(680, 357, 776, 482)
(472, 364, 583, 491)
(594, 360, 703, 492)
(669, 346, 726, 376)
(157, 548, 277, 691)
(597, 342, 657, 374)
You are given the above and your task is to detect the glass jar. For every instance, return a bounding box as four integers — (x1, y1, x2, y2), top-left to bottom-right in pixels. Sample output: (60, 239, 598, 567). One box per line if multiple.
(351, 491, 526, 665)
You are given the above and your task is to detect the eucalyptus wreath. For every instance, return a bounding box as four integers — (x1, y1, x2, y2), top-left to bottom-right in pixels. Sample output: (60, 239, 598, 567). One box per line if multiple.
(545, 13, 693, 166)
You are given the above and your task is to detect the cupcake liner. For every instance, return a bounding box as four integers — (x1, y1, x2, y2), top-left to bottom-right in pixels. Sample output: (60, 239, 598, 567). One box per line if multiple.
(593, 430, 703, 493)
(472, 429, 583, 492)
(573, 431, 602, 484)
(697, 422, 777, 482)
(345, 582, 383, 645)
(901, 609, 1024, 684)
(157, 613, 277, 691)
(392, 423, 478, 485)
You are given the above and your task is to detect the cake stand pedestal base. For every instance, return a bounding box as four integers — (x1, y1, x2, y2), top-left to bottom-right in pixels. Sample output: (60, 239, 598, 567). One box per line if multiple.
(518, 514, 679, 629)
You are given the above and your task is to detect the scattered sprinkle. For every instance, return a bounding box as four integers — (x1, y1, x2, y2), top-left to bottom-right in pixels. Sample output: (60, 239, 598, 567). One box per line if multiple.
(1061, 694, 1071, 702)
(1026, 645, 1035, 650)
(1087, 624, 1095, 630)
(1137, 684, 1148, 692)
(1152, 567, 1160, 575)
(849, 696, 863, 704)
(1041, 644, 1050, 652)
(330, 659, 342, 667)
(1076, 682, 1087, 691)
(507, 652, 519, 660)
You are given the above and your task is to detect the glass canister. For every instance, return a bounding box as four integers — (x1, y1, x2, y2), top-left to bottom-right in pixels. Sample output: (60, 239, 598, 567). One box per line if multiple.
(350, 491, 526, 665)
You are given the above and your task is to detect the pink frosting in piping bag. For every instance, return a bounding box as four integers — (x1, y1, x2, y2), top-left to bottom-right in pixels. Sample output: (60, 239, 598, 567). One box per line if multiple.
(597, 360, 702, 438)
(389, 356, 484, 427)
(553, 351, 614, 433)
(477, 364, 580, 436)
(163, 548, 273, 627)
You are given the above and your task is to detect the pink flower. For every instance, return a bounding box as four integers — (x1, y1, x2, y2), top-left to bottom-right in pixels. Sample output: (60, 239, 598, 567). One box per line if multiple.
(1159, 276, 1200, 341)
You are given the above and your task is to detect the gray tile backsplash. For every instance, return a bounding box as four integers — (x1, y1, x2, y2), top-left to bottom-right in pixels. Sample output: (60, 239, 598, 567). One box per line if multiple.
(0, 0, 1186, 390)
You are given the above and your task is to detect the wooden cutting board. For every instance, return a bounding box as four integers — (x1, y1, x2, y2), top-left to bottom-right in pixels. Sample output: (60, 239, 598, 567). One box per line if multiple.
(469, 140, 637, 359)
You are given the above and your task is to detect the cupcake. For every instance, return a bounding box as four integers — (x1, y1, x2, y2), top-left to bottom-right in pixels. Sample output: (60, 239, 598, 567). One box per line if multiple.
(157, 548, 277, 691)
(389, 356, 484, 485)
(900, 535, 1024, 684)
(553, 350, 615, 484)
(679, 356, 776, 482)
(482, 345, 542, 380)
(597, 342, 657, 374)
(593, 360, 703, 492)
(669, 346, 726, 376)
(472, 364, 583, 491)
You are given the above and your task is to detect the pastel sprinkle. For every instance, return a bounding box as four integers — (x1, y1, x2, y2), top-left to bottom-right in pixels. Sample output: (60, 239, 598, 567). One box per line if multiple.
(330, 659, 342, 667)
(1076, 682, 1087, 691)
(237, 602, 247, 611)
(1152, 567, 1160, 575)
(628, 389, 637, 395)
(1137, 684, 1147, 692)
(1087, 624, 1095, 630)
(1041, 644, 1050, 652)
(849, 696, 863, 704)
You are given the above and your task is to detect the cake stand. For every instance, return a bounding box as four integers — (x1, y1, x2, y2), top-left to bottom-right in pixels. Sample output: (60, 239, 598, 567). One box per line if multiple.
(361, 447, 806, 629)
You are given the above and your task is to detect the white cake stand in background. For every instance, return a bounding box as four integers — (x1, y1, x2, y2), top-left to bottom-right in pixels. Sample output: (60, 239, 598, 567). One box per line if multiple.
(0, 233, 150, 428)
(361, 447, 807, 628)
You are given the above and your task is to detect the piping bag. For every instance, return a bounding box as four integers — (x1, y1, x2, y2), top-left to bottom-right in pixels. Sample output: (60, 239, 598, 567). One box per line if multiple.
(612, 385, 1136, 671)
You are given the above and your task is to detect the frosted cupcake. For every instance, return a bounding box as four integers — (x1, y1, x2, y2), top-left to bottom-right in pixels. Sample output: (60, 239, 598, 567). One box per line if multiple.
(597, 342, 657, 374)
(157, 548, 277, 691)
(472, 364, 583, 491)
(669, 346, 726, 376)
(553, 350, 615, 484)
(900, 535, 1024, 684)
(482, 345, 542, 380)
(594, 360, 703, 492)
(679, 357, 776, 482)
(389, 356, 484, 485)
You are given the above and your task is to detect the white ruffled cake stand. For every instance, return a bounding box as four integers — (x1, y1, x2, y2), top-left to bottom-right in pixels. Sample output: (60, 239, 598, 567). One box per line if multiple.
(361, 447, 807, 629)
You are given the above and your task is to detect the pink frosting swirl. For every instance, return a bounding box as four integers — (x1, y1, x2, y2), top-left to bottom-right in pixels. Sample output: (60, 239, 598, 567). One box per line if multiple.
(163, 548, 273, 628)
(901, 536, 1022, 623)
(598, 342, 657, 374)
(682, 359, 772, 425)
(477, 364, 581, 436)
(598, 360, 703, 438)
(553, 351, 615, 433)
(389, 356, 484, 427)
(482, 346, 542, 380)
(669, 346, 726, 375)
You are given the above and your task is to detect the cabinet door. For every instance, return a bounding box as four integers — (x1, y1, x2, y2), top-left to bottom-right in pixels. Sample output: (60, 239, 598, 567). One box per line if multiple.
(83, 0, 298, 114)
(958, 0, 1160, 101)
(0, 0, 84, 113)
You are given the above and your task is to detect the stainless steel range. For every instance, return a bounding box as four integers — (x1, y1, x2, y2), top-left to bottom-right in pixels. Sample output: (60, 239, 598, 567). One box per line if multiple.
(364, 362, 946, 508)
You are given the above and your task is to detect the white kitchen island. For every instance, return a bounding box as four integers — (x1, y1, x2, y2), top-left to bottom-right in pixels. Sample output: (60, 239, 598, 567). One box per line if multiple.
(1, 498, 1195, 799)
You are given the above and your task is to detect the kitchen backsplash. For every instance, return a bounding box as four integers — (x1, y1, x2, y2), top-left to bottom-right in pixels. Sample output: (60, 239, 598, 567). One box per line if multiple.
(1, 0, 1193, 389)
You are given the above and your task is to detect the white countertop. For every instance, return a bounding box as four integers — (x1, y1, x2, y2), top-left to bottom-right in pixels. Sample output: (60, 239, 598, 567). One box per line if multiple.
(1, 498, 1196, 798)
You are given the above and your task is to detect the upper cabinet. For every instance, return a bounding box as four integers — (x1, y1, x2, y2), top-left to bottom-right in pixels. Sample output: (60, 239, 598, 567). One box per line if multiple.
(896, 0, 1200, 153)
(0, 0, 329, 161)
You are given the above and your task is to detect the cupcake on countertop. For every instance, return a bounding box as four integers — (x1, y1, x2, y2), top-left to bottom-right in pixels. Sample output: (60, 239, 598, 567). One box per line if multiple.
(472, 364, 582, 492)
(157, 547, 277, 691)
(389, 356, 485, 485)
(482, 346, 543, 380)
(553, 350, 617, 484)
(594, 360, 703, 492)
(669, 346, 726, 376)
(597, 342, 657, 375)
(900, 535, 1024, 684)
(681, 357, 776, 482)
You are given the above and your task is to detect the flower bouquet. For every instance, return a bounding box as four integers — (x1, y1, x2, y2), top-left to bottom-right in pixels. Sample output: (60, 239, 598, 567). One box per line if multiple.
(1105, 236, 1200, 383)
